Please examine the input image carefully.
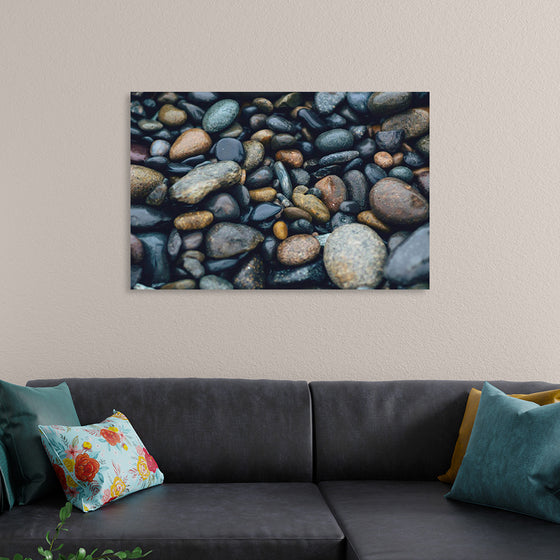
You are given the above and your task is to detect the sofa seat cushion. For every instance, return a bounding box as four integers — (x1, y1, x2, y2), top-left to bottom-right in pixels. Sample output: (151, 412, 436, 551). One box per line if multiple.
(0, 483, 344, 560)
(320, 481, 560, 560)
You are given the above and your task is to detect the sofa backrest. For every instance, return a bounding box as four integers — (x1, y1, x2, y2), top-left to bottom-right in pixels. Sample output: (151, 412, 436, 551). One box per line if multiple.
(27, 378, 313, 483)
(310, 380, 559, 481)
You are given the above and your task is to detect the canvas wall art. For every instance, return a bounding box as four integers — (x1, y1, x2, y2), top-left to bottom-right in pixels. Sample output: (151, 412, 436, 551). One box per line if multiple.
(130, 92, 429, 290)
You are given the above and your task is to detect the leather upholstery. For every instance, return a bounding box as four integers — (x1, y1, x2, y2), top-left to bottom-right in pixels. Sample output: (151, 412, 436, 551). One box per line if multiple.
(0, 483, 344, 560)
(310, 380, 558, 480)
(27, 378, 313, 483)
(320, 480, 560, 560)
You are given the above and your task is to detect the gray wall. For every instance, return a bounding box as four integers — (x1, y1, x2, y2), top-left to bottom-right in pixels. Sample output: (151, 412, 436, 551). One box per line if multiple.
(1, 1, 559, 384)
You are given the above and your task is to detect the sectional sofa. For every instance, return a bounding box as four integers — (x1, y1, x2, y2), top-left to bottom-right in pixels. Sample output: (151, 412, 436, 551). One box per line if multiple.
(1, 378, 560, 559)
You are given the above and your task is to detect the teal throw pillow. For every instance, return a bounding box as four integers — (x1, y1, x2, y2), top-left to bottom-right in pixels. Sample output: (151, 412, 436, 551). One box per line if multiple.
(446, 382, 560, 523)
(0, 380, 80, 504)
(39, 411, 164, 512)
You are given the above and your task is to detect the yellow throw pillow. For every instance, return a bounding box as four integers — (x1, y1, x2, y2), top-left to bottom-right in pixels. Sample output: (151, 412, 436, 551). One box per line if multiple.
(438, 387, 560, 484)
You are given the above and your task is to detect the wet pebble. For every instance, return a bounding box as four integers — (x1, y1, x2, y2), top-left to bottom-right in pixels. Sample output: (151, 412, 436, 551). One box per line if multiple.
(315, 128, 354, 154)
(277, 234, 321, 266)
(215, 138, 245, 163)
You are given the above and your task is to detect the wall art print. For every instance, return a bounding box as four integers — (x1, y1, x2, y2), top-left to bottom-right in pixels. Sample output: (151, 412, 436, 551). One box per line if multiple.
(130, 92, 429, 290)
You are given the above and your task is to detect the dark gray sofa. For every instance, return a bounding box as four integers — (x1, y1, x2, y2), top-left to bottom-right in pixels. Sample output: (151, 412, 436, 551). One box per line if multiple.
(1, 378, 559, 560)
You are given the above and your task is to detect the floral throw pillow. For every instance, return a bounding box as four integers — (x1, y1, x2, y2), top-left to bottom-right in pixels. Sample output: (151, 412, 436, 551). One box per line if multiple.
(38, 411, 164, 512)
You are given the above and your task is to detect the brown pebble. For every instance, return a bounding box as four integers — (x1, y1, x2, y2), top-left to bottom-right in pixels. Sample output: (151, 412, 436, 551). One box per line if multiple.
(275, 149, 303, 168)
(169, 128, 212, 161)
(174, 210, 214, 231)
(130, 165, 165, 202)
(273, 221, 288, 240)
(368, 124, 382, 137)
(240, 169, 246, 184)
(392, 152, 404, 166)
(301, 127, 314, 143)
(282, 206, 313, 222)
(357, 210, 392, 234)
(158, 104, 188, 127)
(373, 151, 394, 169)
(249, 187, 278, 202)
(251, 129, 274, 146)
(401, 142, 414, 152)
(252, 97, 273, 114)
(314, 175, 347, 212)
(276, 234, 321, 266)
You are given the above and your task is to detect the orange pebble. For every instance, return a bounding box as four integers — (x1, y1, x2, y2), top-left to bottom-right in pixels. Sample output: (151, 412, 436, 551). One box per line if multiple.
(273, 221, 288, 240)
(374, 151, 394, 169)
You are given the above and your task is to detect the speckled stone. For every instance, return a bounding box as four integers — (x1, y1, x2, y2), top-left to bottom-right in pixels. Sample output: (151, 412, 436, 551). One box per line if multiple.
(202, 99, 240, 133)
(130, 165, 165, 202)
(160, 279, 197, 290)
(267, 260, 327, 288)
(131, 205, 172, 231)
(242, 140, 265, 171)
(381, 108, 429, 139)
(314, 175, 347, 212)
(158, 104, 188, 127)
(367, 92, 412, 117)
(169, 161, 242, 204)
(292, 192, 330, 223)
(232, 254, 265, 289)
(277, 234, 321, 266)
(314, 92, 345, 115)
(369, 177, 429, 227)
(323, 223, 387, 289)
(205, 222, 264, 258)
(174, 210, 214, 231)
(199, 275, 233, 290)
(384, 223, 429, 286)
(169, 128, 212, 161)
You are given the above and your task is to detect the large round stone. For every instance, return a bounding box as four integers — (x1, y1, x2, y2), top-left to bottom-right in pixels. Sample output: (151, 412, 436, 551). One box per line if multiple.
(323, 224, 387, 289)
(367, 92, 412, 117)
(381, 108, 429, 139)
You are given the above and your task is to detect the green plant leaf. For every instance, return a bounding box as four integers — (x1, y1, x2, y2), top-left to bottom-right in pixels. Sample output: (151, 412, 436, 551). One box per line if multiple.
(54, 545, 64, 552)
(114, 553, 127, 560)
(45, 531, 52, 546)
(14, 555, 24, 560)
(0, 556, 10, 560)
(75, 549, 86, 560)
(100, 552, 114, 556)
